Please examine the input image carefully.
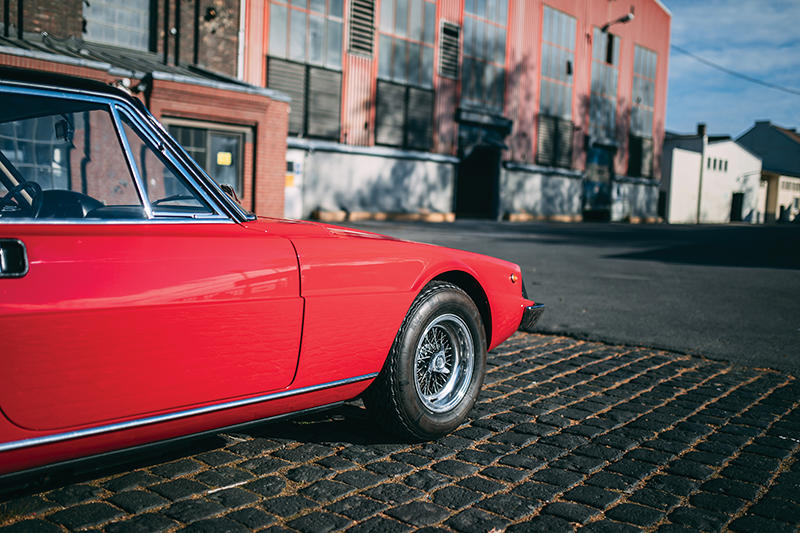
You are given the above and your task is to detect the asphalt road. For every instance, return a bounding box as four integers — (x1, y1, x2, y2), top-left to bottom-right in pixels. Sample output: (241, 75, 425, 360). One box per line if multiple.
(345, 221, 800, 375)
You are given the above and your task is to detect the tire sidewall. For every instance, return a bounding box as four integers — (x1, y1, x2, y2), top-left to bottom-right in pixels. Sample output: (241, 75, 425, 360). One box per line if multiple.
(393, 287, 487, 438)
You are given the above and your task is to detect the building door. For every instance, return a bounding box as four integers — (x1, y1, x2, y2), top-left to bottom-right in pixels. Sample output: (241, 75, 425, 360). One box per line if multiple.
(456, 145, 501, 219)
(584, 144, 616, 219)
(730, 192, 744, 222)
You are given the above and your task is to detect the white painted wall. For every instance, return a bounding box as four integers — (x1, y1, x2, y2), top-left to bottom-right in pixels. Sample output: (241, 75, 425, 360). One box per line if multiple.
(662, 139, 762, 224)
(664, 148, 701, 224)
(776, 175, 800, 221)
(500, 167, 583, 218)
(700, 141, 762, 223)
(296, 149, 456, 218)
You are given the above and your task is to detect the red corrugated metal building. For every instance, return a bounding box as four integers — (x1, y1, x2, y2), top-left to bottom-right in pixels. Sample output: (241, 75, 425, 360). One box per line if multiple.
(243, 0, 671, 222)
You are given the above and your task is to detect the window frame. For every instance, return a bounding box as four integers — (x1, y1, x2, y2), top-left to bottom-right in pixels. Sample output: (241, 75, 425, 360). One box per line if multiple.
(162, 118, 252, 198)
(268, 0, 345, 71)
(589, 27, 621, 144)
(537, 4, 576, 168)
(0, 84, 230, 224)
(630, 44, 657, 140)
(461, 0, 509, 112)
(82, 0, 151, 51)
(377, 0, 437, 89)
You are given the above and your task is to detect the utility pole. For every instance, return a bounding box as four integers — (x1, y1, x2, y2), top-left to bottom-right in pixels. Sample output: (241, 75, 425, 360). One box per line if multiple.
(695, 123, 707, 223)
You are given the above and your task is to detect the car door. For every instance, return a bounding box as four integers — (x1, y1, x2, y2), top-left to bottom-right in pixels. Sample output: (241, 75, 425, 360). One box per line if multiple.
(0, 88, 303, 431)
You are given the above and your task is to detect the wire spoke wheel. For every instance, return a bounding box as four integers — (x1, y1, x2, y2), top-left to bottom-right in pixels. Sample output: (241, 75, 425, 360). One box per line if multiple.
(363, 281, 486, 440)
(413, 313, 474, 413)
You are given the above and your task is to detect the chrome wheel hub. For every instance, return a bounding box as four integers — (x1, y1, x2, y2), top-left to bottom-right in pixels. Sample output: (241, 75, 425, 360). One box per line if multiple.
(413, 313, 474, 413)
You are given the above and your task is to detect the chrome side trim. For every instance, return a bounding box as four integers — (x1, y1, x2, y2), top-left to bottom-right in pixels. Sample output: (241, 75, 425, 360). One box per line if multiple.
(0, 373, 379, 453)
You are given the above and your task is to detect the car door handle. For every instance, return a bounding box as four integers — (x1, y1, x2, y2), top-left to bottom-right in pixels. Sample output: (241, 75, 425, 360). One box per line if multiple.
(0, 239, 28, 277)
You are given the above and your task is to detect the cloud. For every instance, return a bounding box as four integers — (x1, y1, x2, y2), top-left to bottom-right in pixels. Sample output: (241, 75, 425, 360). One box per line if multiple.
(662, 0, 800, 136)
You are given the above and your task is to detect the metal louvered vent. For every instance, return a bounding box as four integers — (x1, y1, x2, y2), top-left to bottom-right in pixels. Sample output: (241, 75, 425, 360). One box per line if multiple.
(349, 0, 375, 56)
(439, 22, 460, 79)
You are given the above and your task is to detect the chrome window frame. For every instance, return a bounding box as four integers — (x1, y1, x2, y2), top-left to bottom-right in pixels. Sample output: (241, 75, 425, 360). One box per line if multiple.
(0, 82, 241, 225)
(114, 106, 226, 220)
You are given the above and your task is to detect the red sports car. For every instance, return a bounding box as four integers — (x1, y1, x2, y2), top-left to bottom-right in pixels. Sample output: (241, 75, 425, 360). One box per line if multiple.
(0, 67, 544, 477)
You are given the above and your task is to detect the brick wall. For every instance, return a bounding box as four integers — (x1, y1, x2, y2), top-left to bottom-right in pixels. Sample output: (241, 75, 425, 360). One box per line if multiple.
(148, 79, 287, 217)
(0, 0, 82, 39)
(156, 0, 240, 77)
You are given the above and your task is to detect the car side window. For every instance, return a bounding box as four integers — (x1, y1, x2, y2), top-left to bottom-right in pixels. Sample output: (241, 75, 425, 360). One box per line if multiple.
(0, 92, 144, 220)
(118, 114, 212, 215)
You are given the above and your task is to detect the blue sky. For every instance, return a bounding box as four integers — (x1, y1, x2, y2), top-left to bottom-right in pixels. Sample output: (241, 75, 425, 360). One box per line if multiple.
(662, 0, 800, 137)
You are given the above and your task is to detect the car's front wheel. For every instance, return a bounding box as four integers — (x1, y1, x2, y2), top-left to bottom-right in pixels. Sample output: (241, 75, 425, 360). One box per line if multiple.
(363, 281, 487, 440)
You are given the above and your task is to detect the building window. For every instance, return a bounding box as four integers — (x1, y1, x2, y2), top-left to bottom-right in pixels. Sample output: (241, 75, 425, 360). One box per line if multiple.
(461, 0, 508, 112)
(628, 45, 657, 177)
(167, 122, 250, 197)
(537, 5, 576, 168)
(266, 0, 344, 139)
(83, 0, 151, 51)
(589, 28, 619, 144)
(375, 0, 436, 149)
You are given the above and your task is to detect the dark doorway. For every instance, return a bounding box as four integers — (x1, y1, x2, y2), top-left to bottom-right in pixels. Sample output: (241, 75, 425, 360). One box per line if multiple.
(455, 145, 501, 219)
(583, 144, 616, 220)
(730, 192, 744, 222)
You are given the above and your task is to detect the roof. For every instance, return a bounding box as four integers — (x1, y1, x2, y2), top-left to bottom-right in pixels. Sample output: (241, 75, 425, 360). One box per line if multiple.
(737, 121, 800, 178)
(0, 32, 290, 103)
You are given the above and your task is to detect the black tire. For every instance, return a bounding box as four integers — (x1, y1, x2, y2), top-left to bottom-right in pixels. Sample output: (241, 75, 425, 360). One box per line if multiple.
(363, 281, 487, 440)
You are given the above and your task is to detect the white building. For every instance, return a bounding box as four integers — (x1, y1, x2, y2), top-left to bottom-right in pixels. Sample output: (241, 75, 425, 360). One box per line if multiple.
(660, 124, 763, 224)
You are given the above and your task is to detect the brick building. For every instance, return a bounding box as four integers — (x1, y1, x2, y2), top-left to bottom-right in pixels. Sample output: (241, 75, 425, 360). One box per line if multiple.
(242, 0, 671, 221)
(0, 0, 289, 217)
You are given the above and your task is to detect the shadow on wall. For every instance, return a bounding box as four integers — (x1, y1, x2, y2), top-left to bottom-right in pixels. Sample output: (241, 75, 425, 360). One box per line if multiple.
(301, 150, 455, 217)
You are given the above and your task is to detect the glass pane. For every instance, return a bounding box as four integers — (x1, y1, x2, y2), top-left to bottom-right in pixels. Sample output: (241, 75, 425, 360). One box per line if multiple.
(0, 95, 144, 219)
(465, 0, 475, 15)
(487, 0, 496, 22)
(326, 19, 342, 69)
(121, 116, 210, 213)
(392, 38, 407, 81)
(464, 17, 475, 57)
(542, 6, 551, 43)
(378, 34, 393, 79)
(209, 133, 242, 194)
(395, 0, 408, 36)
(269, 3, 287, 57)
(494, 25, 506, 64)
(289, 9, 307, 61)
(290, 0, 306, 6)
(329, 0, 343, 18)
(476, 0, 486, 18)
(380, 0, 394, 32)
(309, 14, 324, 65)
(423, 2, 435, 44)
(310, 0, 325, 13)
(421, 46, 434, 87)
(168, 125, 207, 170)
(475, 20, 486, 59)
(409, 0, 423, 41)
(407, 42, 421, 85)
(497, 0, 507, 26)
(83, 0, 150, 51)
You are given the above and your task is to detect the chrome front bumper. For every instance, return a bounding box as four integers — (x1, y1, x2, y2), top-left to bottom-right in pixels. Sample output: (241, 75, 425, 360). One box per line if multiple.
(518, 303, 545, 332)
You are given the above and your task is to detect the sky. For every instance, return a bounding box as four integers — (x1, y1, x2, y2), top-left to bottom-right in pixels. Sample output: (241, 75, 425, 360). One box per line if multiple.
(661, 0, 800, 138)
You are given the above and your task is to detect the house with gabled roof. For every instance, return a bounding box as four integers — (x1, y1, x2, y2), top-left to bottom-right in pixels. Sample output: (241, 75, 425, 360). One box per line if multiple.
(737, 121, 800, 223)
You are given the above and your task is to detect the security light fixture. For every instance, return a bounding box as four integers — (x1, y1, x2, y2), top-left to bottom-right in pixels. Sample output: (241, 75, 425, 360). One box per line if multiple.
(601, 9, 634, 32)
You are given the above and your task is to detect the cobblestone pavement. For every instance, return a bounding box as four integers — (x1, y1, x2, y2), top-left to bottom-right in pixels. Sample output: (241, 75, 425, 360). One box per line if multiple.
(2, 333, 800, 533)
